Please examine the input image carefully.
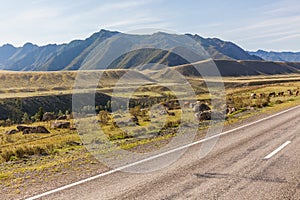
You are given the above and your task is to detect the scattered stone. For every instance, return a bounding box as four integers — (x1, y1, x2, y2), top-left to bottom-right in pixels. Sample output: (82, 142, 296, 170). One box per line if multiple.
(17, 125, 50, 134)
(22, 129, 30, 134)
(130, 116, 139, 123)
(57, 115, 68, 120)
(168, 112, 176, 116)
(51, 121, 70, 129)
(113, 114, 122, 119)
(127, 122, 136, 126)
(42, 112, 56, 121)
(193, 103, 211, 112)
(115, 121, 126, 127)
(159, 110, 168, 115)
(194, 111, 211, 121)
(17, 125, 30, 132)
(30, 126, 50, 134)
(5, 129, 18, 135)
(66, 141, 81, 146)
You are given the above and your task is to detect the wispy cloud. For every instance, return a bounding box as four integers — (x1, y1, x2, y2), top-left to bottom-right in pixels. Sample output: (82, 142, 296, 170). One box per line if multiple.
(268, 33, 300, 43)
(225, 15, 300, 34)
(259, 0, 300, 16)
(0, 0, 300, 51)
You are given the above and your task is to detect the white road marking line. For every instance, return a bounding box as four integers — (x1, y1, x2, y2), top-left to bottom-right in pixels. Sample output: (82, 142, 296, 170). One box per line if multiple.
(264, 141, 291, 160)
(26, 105, 300, 200)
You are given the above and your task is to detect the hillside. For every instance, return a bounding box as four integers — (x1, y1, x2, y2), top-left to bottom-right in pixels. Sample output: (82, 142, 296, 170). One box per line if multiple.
(174, 60, 300, 76)
(187, 34, 262, 61)
(249, 50, 300, 62)
(0, 30, 119, 71)
(0, 30, 261, 71)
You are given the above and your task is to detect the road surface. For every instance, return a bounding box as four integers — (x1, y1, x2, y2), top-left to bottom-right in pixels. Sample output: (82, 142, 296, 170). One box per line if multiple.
(28, 106, 300, 200)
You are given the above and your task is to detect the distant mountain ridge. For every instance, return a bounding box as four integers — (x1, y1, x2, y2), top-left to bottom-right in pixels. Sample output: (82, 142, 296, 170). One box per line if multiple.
(249, 50, 300, 62)
(0, 30, 262, 71)
(187, 34, 262, 61)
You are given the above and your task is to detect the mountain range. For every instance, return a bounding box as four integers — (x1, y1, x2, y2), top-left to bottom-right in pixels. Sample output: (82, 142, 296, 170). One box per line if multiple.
(0, 29, 262, 71)
(248, 50, 300, 62)
(0, 29, 300, 77)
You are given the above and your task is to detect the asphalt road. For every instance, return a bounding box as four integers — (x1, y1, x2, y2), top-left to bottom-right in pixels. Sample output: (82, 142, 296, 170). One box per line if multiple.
(30, 106, 300, 200)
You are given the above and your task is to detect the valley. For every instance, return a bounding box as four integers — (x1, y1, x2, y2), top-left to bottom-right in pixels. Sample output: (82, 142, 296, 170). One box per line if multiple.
(0, 66, 300, 199)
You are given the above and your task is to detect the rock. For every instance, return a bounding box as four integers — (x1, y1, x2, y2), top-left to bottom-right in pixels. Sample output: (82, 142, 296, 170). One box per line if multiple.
(66, 141, 81, 146)
(168, 112, 176, 116)
(51, 121, 70, 129)
(17, 125, 30, 132)
(116, 121, 126, 126)
(193, 103, 211, 112)
(5, 129, 18, 135)
(42, 112, 56, 121)
(57, 115, 68, 120)
(18, 125, 50, 134)
(31, 126, 50, 133)
(159, 110, 168, 115)
(123, 117, 139, 125)
(195, 111, 212, 120)
(113, 114, 122, 119)
(275, 100, 283, 104)
(127, 122, 136, 126)
(226, 107, 236, 115)
(116, 117, 139, 127)
(22, 129, 30, 134)
(131, 116, 139, 123)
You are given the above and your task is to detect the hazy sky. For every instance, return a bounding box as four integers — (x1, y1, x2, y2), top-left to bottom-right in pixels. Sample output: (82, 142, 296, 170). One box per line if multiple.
(0, 0, 300, 51)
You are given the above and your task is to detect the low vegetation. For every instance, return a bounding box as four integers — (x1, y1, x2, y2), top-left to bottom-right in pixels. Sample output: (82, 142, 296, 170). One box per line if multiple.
(1, 71, 300, 199)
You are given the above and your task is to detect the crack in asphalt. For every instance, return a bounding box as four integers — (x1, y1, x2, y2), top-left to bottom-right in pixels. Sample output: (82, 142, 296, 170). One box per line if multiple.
(195, 172, 289, 184)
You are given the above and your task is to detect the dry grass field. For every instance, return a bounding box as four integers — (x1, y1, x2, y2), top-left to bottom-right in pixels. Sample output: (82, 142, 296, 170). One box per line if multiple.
(0, 69, 300, 199)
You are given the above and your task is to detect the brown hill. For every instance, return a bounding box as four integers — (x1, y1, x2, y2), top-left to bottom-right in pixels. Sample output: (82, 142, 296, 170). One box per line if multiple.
(174, 60, 300, 77)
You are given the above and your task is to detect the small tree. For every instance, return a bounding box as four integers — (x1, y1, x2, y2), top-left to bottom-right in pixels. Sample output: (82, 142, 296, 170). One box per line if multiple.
(21, 112, 30, 124)
(5, 118, 12, 126)
(106, 100, 111, 111)
(58, 110, 63, 117)
(35, 107, 44, 122)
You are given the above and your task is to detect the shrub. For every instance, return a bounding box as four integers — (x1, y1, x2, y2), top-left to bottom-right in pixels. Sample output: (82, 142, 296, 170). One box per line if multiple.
(254, 96, 270, 108)
(21, 112, 31, 124)
(98, 110, 110, 124)
(129, 106, 142, 118)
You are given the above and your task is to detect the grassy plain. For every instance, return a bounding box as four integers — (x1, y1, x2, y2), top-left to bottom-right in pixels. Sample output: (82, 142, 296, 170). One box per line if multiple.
(0, 70, 300, 199)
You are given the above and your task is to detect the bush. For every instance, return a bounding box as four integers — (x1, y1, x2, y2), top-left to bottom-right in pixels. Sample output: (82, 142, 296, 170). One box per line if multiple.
(35, 107, 44, 122)
(108, 131, 130, 140)
(129, 106, 142, 118)
(254, 96, 270, 108)
(164, 119, 181, 128)
(98, 110, 110, 124)
(0, 144, 55, 162)
(21, 112, 31, 124)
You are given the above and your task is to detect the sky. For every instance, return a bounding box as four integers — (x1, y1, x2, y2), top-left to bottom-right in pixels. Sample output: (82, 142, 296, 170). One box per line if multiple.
(0, 0, 300, 51)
